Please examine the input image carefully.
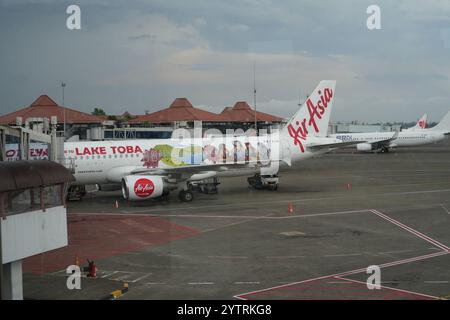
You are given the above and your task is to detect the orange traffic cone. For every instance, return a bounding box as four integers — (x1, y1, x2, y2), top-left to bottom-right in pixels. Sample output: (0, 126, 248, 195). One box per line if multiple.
(288, 202, 294, 214)
(75, 255, 80, 267)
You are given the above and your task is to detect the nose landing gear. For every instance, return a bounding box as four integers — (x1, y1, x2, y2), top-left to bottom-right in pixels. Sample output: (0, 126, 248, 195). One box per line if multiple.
(247, 174, 279, 191)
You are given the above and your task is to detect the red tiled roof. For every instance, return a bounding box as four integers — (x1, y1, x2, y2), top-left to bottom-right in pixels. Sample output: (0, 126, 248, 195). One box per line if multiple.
(128, 98, 223, 124)
(219, 101, 282, 122)
(169, 98, 194, 108)
(0, 95, 104, 125)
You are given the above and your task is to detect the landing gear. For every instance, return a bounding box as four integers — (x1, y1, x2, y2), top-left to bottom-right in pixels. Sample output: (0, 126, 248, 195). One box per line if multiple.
(247, 174, 279, 191)
(67, 185, 86, 201)
(188, 178, 220, 194)
(179, 189, 194, 202)
(158, 191, 170, 202)
(380, 146, 390, 153)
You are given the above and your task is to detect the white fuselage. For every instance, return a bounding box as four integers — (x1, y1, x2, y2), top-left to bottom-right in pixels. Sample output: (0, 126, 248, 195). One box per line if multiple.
(330, 130, 446, 148)
(63, 132, 341, 185)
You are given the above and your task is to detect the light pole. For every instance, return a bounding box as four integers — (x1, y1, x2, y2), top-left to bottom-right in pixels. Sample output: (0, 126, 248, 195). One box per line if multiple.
(253, 62, 257, 136)
(61, 82, 66, 140)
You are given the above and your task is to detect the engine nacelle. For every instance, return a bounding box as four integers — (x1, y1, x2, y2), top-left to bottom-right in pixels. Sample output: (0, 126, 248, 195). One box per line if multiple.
(356, 143, 373, 152)
(121, 175, 164, 201)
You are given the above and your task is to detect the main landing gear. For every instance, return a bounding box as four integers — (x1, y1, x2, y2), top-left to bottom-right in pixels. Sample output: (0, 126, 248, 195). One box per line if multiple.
(188, 178, 220, 194)
(247, 174, 279, 191)
(178, 189, 194, 202)
(67, 185, 87, 201)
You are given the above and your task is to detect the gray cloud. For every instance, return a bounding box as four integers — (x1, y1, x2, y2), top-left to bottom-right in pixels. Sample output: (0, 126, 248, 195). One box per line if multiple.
(0, 0, 449, 123)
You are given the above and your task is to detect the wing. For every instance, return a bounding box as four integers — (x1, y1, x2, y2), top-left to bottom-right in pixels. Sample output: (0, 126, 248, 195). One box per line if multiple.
(130, 162, 261, 178)
(306, 140, 364, 151)
(367, 131, 399, 150)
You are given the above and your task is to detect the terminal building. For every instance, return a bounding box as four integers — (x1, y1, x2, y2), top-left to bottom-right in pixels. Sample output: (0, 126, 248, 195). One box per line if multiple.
(0, 95, 104, 141)
(0, 96, 283, 142)
(0, 160, 74, 299)
(128, 98, 282, 134)
(329, 122, 402, 134)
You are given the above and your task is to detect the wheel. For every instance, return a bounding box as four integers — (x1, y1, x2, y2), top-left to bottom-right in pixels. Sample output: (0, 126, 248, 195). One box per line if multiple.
(179, 190, 194, 202)
(159, 192, 170, 201)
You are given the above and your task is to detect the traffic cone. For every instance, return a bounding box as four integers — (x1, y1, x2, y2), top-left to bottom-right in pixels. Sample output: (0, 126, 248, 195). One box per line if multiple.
(88, 260, 97, 278)
(75, 255, 80, 267)
(115, 200, 119, 208)
(346, 183, 352, 190)
(288, 202, 294, 214)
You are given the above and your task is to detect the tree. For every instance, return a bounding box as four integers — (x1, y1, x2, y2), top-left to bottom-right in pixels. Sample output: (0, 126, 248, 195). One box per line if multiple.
(92, 108, 106, 116)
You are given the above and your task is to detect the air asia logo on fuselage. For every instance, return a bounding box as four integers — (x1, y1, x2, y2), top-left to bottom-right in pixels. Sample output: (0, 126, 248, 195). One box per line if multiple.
(134, 178, 155, 197)
(287, 88, 333, 153)
(418, 120, 425, 129)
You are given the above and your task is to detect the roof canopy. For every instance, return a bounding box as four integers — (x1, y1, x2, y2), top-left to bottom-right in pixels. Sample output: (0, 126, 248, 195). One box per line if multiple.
(219, 101, 282, 122)
(0, 160, 75, 193)
(129, 98, 223, 123)
(0, 95, 104, 125)
(169, 98, 194, 109)
(129, 98, 282, 124)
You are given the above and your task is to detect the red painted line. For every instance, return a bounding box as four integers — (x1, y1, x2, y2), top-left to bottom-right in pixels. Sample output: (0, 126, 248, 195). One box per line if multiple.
(371, 209, 450, 252)
(235, 251, 449, 299)
(235, 208, 450, 300)
(234, 275, 336, 300)
(334, 276, 439, 300)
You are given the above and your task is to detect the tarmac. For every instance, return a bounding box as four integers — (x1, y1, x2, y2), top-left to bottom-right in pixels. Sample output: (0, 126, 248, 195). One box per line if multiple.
(23, 142, 450, 299)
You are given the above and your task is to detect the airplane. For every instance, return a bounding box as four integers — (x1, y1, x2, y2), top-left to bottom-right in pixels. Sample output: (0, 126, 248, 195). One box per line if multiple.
(63, 80, 360, 202)
(330, 111, 450, 153)
(403, 113, 427, 131)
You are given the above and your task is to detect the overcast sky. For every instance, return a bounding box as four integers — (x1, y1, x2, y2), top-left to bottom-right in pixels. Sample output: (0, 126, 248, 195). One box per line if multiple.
(1, 0, 450, 122)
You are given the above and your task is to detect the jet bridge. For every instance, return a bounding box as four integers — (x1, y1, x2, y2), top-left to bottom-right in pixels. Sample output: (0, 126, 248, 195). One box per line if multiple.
(0, 160, 74, 299)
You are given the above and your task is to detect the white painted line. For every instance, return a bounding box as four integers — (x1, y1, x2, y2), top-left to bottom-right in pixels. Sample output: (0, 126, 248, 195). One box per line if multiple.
(378, 249, 413, 255)
(379, 188, 450, 197)
(50, 269, 67, 276)
(424, 281, 449, 284)
(79, 187, 450, 216)
(324, 253, 363, 258)
(207, 256, 248, 259)
(235, 251, 449, 299)
(335, 276, 441, 300)
(101, 271, 119, 279)
(440, 204, 450, 214)
(235, 282, 260, 285)
(265, 256, 306, 259)
(131, 273, 152, 283)
(70, 209, 370, 220)
(372, 209, 448, 251)
(371, 209, 450, 252)
(188, 282, 215, 285)
(339, 251, 449, 277)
